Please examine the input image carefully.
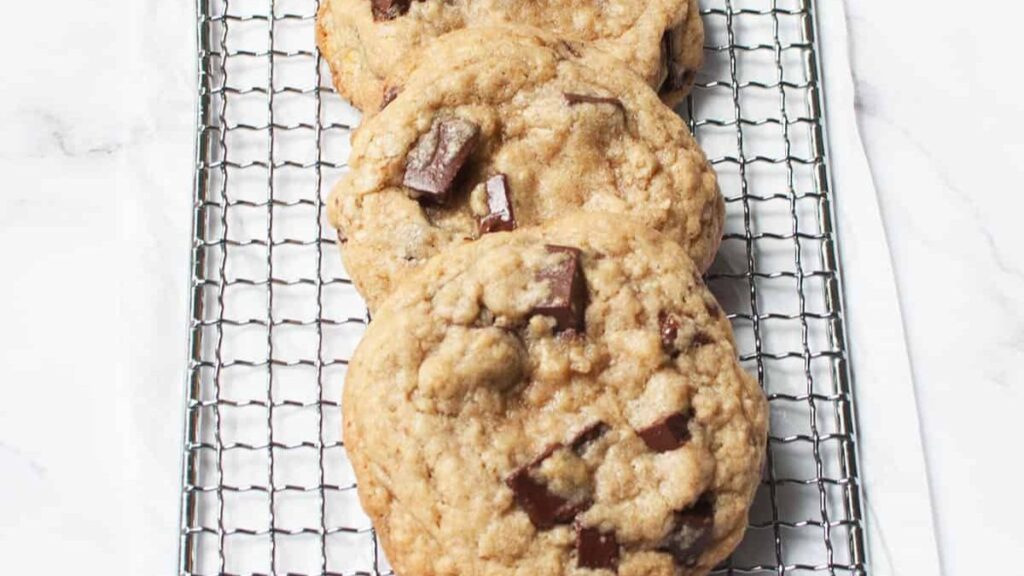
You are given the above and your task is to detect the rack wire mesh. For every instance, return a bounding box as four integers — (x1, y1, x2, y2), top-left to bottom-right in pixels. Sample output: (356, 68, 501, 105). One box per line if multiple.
(179, 0, 869, 574)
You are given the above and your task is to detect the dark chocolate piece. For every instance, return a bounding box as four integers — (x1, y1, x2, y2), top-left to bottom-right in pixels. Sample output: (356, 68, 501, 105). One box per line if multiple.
(660, 497, 714, 567)
(371, 0, 411, 21)
(576, 524, 619, 570)
(506, 469, 591, 529)
(558, 328, 586, 342)
(506, 468, 572, 530)
(659, 311, 680, 355)
(637, 412, 691, 452)
(505, 444, 593, 529)
(403, 117, 480, 203)
(479, 174, 516, 234)
(337, 230, 348, 245)
(564, 92, 623, 109)
(661, 311, 716, 353)
(380, 85, 400, 110)
(533, 245, 588, 332)
(692, 331, 715, 348)
(569, 421, 609, 455)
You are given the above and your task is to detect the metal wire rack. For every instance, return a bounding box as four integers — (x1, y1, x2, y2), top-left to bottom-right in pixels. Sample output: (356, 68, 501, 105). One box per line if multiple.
(178, 0, 869, 574)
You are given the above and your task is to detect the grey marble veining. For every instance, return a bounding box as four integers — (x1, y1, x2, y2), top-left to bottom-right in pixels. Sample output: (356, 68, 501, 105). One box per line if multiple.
(844, 1, 1024, 574)
(0, 1, 195, 574)
(0, 0, 1015, 574)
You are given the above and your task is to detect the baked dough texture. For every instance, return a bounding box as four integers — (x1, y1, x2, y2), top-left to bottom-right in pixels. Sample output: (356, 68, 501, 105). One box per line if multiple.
(344, 213, 767, 576)
(316, 0, 704, 111)
(327, 27, 723, 311)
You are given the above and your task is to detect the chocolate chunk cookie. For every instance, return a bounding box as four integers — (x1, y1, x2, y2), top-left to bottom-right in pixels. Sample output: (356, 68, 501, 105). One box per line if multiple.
(344, 213, 768, 576)
(327, 28, 723, 311)
(316, 0, 704, 111)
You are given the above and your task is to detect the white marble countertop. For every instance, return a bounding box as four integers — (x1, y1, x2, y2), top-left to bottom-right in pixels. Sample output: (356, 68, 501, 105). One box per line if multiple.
(842, 1, 1024, 574)
(0, 1, 1020, 573)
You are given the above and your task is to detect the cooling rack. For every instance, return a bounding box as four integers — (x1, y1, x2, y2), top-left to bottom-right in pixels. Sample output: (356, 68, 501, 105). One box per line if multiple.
(178, 0, 869, 574)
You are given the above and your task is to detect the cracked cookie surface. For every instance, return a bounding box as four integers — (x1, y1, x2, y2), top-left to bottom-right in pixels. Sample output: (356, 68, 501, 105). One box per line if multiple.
(316, 0, 704, 111)
(344, 213, 767, 576)
(327, 28, 723, 311)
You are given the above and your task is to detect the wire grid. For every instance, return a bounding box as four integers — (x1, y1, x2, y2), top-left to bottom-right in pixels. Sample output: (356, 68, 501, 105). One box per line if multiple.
(178, 0, 869, 574)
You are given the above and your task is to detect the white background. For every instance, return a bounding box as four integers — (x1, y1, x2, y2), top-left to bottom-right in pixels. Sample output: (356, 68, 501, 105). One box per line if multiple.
(0, 1, 1020, 574)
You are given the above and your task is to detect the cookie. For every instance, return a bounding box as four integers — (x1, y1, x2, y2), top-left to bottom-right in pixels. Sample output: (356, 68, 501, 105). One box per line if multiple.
(327, 27, 723, 311)
(316, 0, 704, 111)
(344, 213, 768, 576)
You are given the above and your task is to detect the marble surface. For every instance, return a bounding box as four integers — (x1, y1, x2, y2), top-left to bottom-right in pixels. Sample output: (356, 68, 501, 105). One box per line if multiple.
(0, 2, 195, 573)
(842, 1, 1024, 574)
(0, 0, 1018, 573)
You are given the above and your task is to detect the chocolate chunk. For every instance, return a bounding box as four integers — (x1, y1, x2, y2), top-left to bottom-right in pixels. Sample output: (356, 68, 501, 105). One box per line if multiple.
(637, 412, 691, 452)
(660, 497, 714, 567)
(371, 0, 410, 21)
(478, 174, 516, 234)
(506, 468, 573, 530)
(576, 524, 619, 570)
(403, 117, 480, 204)
(660, 312, 715, 353)
(659, 311, 681, 355)
(506, 444, 592, 529)
(558, 328, 586, 342)
(337, 230, 348, 245)
(564, 92, 623, 109)
(380, 85, 400, 110)
(506, 458, 592, 529)
(692, 331, 715, 348)
(533, 245, 588, 332)
(569, 421, 609, 455)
